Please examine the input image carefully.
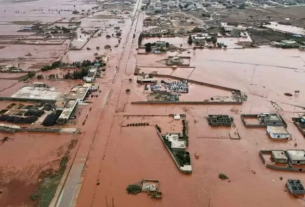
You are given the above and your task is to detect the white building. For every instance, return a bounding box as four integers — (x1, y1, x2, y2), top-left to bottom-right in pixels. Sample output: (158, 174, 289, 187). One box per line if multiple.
(267, 126, 290, 139)
(165, 133, 186, 151)
(66, 85, 90, 103)
(286, 150, 305, 165)
(83, 83, 99, 91)
(83, 67, 98, 83)
(220, 22, 247, 32)
(193, 33, 209, 44)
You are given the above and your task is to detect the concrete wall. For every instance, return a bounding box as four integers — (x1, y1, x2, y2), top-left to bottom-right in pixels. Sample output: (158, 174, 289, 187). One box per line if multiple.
(293, 122, 305, 137)
(259, 150, 304, 172)
(0, 127, 60, 133)
(16, 128, 60, 133)
(134, 72, 241, 92)
(0, 97, 56, 103)
(132, 101, 242, 105)
(241, 114, 288, 128)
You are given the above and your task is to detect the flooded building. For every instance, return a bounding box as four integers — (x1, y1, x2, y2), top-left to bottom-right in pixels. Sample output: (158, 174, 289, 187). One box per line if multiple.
(271, 150, 288, 164)
(267, 126, 290, 139)
(83, 67, 98, 82)
(83, 83, 99, 92)
(286, 150, 305, 165)
(220, 22, 246, 32)
(286, 180, 305, 195)
(65, 85, 90, 103)
(165, 133, 186, 151)
(136, 75, 157, 84)
(10, 83, 61, 102)
(193, 33, 208, 44)
(258, 113, 284, 126)
(57, 100, 77, 125)
(155, 41, 167, 47)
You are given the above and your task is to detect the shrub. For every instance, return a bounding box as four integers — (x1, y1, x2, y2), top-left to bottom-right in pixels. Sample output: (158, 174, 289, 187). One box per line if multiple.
(156, 125, 162, 133)
(126, 185, 142, 194)
(145, 43, 152, 52)
(30, 193, 38, 201)
(219, 173, 228, 180)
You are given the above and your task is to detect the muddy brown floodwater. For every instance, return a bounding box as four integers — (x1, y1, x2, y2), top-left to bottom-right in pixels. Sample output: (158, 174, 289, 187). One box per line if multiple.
(75, 21, 305, 207)
(1, 0, 305, 206)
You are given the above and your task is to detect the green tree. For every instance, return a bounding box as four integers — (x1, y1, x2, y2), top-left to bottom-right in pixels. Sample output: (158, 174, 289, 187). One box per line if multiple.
(28, 71, 35, 78)
(138, 33, 143, 46)
(211, 36, 217, 44)
(145, 43, 152, 52)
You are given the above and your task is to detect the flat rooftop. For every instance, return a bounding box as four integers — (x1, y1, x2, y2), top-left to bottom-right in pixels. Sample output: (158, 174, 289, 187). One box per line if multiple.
(11, 86, 61, 101)
(58, 100, 77, 120)
(267, 115, 281, 121)
(286, 150, 305, 161)
(267, 126, 289, 134)
(83, 83, 99, 88)
(66, 85, 89, 101)
(272, 150, 288, 160)
(258, 113, 281, 121)
(165, 133, 186, 149)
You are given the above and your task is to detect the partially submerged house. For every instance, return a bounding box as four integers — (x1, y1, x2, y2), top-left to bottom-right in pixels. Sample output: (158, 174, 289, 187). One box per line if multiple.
(137, 75, 157, 84)
(271, 150, 288, 163)
(267, 126, 290, 139)
(286, 150, 305, 165)
(286, 180, 305, 195)
(193, 33, 209, 44)
(258, 113, 285, 126)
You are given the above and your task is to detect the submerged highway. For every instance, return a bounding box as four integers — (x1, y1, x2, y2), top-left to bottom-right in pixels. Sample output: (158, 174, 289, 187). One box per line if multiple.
(53, 0, 143, 206)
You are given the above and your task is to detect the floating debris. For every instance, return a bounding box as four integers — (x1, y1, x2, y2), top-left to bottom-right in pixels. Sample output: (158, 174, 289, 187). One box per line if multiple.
(126, 179, 162, 199)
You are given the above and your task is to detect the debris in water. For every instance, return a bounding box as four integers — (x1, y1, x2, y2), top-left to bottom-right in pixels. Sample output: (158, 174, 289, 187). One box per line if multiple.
(126, 179, 162, 199)
(219, 173, 229, 180)
(284, 93, 293, 97)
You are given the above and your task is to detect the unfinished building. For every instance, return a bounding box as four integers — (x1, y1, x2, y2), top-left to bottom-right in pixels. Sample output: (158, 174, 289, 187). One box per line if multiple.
(286, 180, 305, 195)
(166, 56, 190, 66)
(258, 113, 285, 126)
(83, 67, 98, 82)
(207, 115, 233, 126)
(271, 150, 288, 164)
(292, 116, 305, 137)
(241, 113, 287, 128)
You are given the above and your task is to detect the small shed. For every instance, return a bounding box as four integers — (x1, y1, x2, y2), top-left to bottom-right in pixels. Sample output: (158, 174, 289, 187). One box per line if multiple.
(267, 126, 290, 139)
(286, 179, 305, 195)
